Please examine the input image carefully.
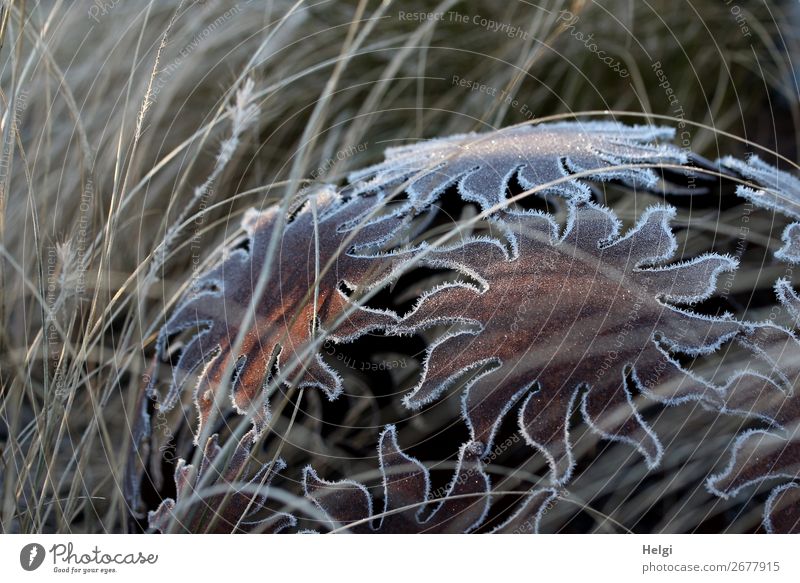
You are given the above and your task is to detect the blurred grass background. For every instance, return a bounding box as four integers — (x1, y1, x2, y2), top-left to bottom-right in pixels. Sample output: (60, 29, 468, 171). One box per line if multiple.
(0, 0, 798, 533)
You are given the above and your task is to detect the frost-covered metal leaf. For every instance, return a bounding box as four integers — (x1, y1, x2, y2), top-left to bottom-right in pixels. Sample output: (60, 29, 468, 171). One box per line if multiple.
(708, 423, 800, 533)
(150, 187, 405, 439)
(303, 425, 492, 533)
(348, 122, 686, 211)
(765, 483, 800, 533)
(777, 223, 800, 264)
(492, 488, 559, 534)
(706, 283, 800, 533)
(719, 154, 800, 219)
(148, 430, 295, 533)
(718, 155, 800, 264)
(776, 278, 800, 325)
(394, 202, 740, 484)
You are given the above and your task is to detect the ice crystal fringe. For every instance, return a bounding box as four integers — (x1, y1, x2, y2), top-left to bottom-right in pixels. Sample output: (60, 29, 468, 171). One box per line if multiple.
(149, 430, 295, 533)
(706, 282, 800, 533)
(707, 156, 800, 531)
(348, 121, 686, 213)
(303, 425, 494, 533)
(148, 186, 409, 441)
(719, 154, 800, 220)
(719, 154, 800, 263)
(391, 202, 741, 484)
(136, 121, 800, 533)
